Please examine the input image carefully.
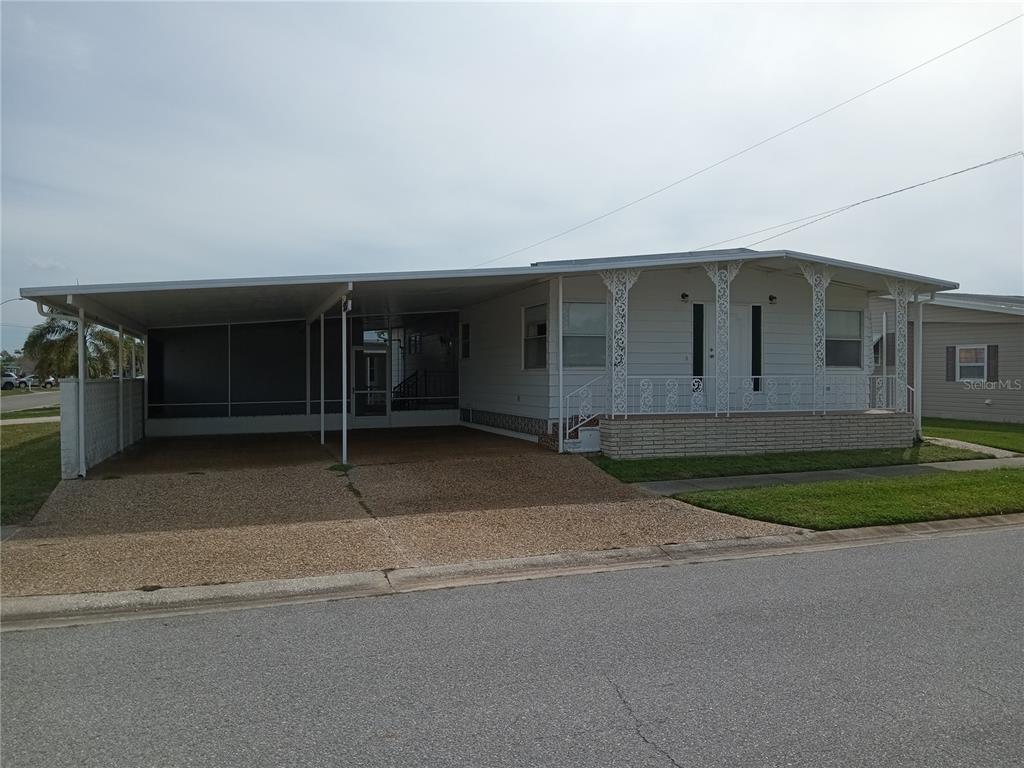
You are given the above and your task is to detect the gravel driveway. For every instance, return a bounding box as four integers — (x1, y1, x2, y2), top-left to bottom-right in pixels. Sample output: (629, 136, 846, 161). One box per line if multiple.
(1, 428, 794, 596)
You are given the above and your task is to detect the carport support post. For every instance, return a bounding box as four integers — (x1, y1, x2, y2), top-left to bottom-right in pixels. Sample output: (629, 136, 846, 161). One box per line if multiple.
(305, 322, 310, 416)
(341, 299, 348, 465)
(320, 313, 325, 445)
(129, 337, 136, 446)
(77, 306, 87, 478)
(118, 325, 124, 452)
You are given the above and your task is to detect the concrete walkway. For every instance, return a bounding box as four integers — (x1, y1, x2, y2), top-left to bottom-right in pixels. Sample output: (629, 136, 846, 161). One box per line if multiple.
(925, 435, 1019, 458)
(638, 456, 1024, 495)
(1, 416, 60, 425)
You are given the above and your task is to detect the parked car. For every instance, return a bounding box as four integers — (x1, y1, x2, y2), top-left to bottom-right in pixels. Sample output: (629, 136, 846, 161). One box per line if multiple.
(1, 371, 18, 390)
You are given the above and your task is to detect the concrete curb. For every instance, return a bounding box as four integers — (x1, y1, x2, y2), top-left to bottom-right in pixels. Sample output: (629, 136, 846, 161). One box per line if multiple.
(3, 513, 1022, 629)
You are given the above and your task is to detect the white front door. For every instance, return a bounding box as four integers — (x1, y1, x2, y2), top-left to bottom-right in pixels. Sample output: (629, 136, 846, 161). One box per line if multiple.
(704, 305, 752, 380)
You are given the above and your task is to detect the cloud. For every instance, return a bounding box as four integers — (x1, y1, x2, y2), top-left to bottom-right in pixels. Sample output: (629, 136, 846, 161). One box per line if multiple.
(1, 2, 1021, 349)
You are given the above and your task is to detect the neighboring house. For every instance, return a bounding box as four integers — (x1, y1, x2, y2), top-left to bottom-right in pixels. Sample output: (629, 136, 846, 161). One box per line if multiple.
(870, 293, 1023, 424)
(21, 248, 958, 477)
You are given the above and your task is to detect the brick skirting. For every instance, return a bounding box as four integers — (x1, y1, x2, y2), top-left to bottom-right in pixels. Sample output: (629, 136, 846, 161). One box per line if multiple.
(599, 412, 916, 459)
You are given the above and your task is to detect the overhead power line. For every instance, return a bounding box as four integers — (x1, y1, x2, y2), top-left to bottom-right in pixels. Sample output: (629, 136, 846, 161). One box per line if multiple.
(695, 151, 1023, 249)
(473, 13, 1023, 267)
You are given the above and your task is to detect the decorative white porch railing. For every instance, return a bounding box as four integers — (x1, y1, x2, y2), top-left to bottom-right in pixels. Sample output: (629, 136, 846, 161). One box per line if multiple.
(625, 374, 901, 415)
(564, 373, 608, 439)
(564, 374, 904, 433)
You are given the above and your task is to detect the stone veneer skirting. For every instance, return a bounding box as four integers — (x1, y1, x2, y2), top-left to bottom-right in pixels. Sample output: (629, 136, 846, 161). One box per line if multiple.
(599, 412, 916, 459)
(460, 408, 549, 437)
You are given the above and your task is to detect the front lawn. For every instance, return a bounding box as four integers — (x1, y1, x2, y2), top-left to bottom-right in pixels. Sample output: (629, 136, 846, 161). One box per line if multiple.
(1, 422, 61, 524)
(923, 418, 1024, 454)
(677, 468, 1024, 530)
(592, 444, 991, 483)
(0, 406, 60, 420)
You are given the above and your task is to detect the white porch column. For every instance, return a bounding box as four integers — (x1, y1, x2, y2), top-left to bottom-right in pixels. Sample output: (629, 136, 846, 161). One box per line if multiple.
(799, 263, 832, 413)
(320, 313, 325, 445)
(77, 306, 87, 477)
(599, 268, 640, 418)
(117, 325, 124, 452)
(557, 275, 564, 452)
(341, 299, 349, 465)
(885, 278, 910, 412)
(703, 262, 742, 415)
(913, 296, 925, 435)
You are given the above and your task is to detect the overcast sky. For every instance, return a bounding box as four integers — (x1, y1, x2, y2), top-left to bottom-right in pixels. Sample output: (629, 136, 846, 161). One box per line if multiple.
(2, 2, 1021, 350)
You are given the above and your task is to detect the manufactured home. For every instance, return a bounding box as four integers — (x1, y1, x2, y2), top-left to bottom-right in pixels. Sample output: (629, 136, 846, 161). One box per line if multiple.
(21, 248, 958, 478)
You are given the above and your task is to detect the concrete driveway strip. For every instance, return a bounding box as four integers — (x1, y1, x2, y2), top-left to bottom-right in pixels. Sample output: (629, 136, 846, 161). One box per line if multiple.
(1, 528, 1020, 767)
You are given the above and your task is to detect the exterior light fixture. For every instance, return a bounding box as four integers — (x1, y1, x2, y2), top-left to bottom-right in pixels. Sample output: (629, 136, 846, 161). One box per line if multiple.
(680, 293, 690, 303)
(768, 295, 778, 305)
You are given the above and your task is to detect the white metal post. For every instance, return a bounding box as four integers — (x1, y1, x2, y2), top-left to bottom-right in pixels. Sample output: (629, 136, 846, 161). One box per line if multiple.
(914, 297, 924, 437)
(117, 325, 124, 452)
(143, 333, 149, 436)
(320, 313, 325, 445)
(557, 275, 564, 453)
(342, 300, 348, 465)
(305, 321, 311, 416)
(77, 307, 87, 478)
(129, 338, 136, 445)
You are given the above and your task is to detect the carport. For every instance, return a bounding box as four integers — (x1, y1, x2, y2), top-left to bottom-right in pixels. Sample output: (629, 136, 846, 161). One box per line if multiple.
(21, 267, 556, 478)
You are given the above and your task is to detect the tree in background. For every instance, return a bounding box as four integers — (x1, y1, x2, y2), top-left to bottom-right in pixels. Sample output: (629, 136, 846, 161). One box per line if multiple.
(21, 317, 126, 378)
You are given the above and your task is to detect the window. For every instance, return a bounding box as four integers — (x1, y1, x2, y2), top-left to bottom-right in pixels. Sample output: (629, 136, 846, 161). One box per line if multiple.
(461, 323, 470, 359)
(825, 309, 862, 367)
(562, 302, 606, 367)
(956, 345, 987, 381)
(523, 304, 547, 369)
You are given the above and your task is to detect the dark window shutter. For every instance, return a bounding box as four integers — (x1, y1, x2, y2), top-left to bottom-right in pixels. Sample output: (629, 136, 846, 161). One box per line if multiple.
(886, 332, 896, 367)
(987, 345, 999, 382)
(945, 347, 956, 382)
(692, 304, 704, 377)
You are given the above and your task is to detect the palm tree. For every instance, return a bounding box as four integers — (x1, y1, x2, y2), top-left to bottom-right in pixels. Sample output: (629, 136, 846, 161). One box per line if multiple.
(22, 317, 122, 379)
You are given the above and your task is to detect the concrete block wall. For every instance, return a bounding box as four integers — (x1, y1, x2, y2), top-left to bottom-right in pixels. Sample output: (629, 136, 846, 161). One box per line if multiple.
(599, 412, 916, 459)
(60, 379, 145, 479)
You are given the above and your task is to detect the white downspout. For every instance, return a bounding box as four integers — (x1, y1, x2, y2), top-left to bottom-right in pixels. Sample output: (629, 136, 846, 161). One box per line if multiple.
(77, 306, 87, 478)
(914, 294, 928, 439)
(320, 313, 325, 445)
(557, 275, 564, 453)
(117, 325, 124, 453)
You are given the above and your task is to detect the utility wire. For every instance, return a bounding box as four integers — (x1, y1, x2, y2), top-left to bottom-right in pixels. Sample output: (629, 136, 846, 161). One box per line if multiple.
(696, 153, 1024, 252)
(473, 13, 1023, 267)
(708, 151, 1023, 249)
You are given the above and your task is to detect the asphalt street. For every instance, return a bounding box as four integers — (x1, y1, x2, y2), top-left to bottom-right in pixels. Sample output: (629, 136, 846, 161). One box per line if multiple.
(0, 391, 60, 414)
(2, 528, 1021, 767)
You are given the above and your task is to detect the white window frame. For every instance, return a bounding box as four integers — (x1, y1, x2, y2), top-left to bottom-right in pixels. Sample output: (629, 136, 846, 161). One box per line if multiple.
(562, 301, 607, 369)
(955, 344, 987, 382)
(522, 304, 548, 371)
(825, 308, 863, 369)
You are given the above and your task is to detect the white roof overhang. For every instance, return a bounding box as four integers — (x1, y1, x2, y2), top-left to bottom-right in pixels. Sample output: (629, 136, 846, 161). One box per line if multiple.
(20, 248, 959, 333)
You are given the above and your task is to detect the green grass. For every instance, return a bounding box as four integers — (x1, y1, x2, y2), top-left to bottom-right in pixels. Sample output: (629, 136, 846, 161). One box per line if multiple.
(591, 444, 991, 483)
(677, 469, 1024, 530)
(1, 422, 61, 524)
(0, 406, 60, 420)
(923, 418, 1024, 454)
